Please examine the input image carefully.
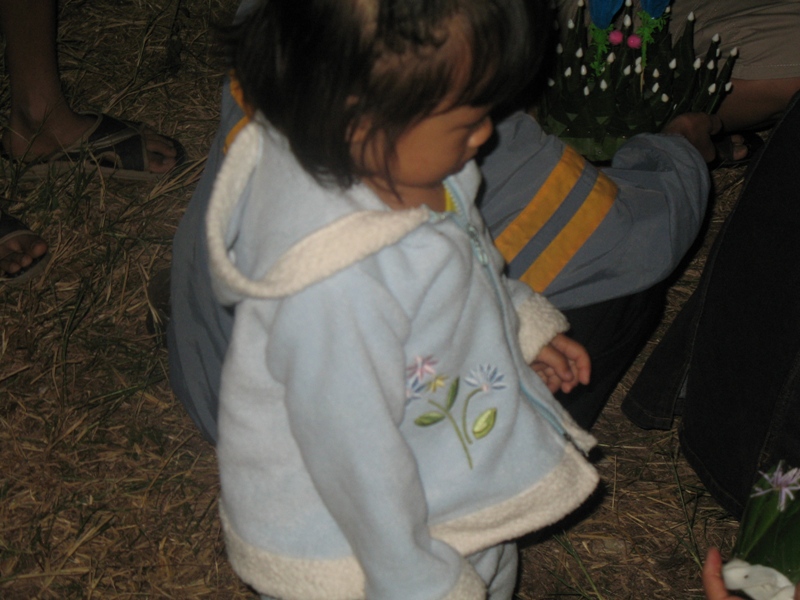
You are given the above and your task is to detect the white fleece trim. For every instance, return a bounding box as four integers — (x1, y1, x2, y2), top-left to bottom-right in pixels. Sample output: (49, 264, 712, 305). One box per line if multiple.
(220, 445, 597, 599)
(429, 444, 598, 554)
(446, 559, 486, 600)
(206, 122, 430, 299)
(516, 293, 570, 363)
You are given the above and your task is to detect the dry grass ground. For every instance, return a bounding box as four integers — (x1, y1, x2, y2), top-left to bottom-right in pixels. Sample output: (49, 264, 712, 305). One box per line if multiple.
(0, 1, 754, 598)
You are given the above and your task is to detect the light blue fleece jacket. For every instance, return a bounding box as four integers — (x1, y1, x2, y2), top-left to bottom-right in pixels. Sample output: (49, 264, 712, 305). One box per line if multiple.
(206, 121, 600, 600)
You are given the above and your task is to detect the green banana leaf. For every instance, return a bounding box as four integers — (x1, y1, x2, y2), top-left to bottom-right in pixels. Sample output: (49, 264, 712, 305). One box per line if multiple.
(734, 462, 800, 584)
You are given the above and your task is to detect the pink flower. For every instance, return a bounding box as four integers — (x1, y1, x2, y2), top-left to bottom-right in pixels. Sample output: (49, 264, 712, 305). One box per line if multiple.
(407, 355, 437, 382)
(752, 463, 800, 512)
(627, 34, 642, 49)
(609, 30, 624, 45)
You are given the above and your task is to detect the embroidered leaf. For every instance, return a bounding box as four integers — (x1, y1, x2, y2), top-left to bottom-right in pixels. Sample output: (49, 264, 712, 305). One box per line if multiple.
(472, 408, 497, 439)
(445, 378, 459, 411)
(415, 411, 446, 427)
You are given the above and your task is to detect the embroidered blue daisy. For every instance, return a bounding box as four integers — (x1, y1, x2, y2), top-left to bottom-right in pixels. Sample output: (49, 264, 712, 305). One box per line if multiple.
(405, 376, 427, 402)
(464, 364, 506, 393)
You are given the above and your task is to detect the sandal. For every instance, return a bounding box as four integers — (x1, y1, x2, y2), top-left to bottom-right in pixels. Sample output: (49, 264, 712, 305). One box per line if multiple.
(711, 131, 765, 170)
(0, 211, 50, 285)
(2, 113, 186, 182)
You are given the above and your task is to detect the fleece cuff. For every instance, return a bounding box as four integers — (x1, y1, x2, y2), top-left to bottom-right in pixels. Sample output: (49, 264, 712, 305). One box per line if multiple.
(516, 293, 569, 363)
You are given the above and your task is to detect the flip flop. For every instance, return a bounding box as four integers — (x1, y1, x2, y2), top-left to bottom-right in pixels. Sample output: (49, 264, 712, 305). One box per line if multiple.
(711, 131, 765, 170)
(2, 113, 186, 182)
(0, 211, 51, 285)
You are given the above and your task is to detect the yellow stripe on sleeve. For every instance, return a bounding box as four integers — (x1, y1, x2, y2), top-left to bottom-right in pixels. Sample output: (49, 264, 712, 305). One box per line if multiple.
(493, 145, 586, 262)
(224, 73, 253, 153)
(518, 171, 618, 292)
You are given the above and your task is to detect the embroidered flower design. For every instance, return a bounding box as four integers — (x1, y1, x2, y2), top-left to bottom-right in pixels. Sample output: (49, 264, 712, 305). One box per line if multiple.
(464, 364, 506, 393)
(752, 462, 800, 512)
(405, 377, 427, 402)
(411, 358, 504, 469)
(407, 356, 438, 382)
(426, 375, 448, 392)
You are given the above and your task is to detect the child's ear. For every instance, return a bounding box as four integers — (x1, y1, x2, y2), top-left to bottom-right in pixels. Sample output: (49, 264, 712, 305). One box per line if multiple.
(349, 117, 369, 144)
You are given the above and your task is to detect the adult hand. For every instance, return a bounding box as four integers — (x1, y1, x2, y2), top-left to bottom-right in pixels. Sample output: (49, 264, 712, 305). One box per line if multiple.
(703, 548, 739, 600)
(662, 112, 724, 163)
(530, 333, 591, 394)
(702, 548, 800, 600)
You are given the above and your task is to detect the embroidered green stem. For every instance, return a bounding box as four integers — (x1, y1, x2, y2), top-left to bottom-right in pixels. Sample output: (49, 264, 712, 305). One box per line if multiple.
(460, 388, 482, 444)
(427, 399, 473, 470)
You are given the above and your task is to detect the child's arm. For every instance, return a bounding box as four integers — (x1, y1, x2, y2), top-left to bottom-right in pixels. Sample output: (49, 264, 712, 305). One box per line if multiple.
(530, 333, 591, 394)
(504, 281, 590, 392)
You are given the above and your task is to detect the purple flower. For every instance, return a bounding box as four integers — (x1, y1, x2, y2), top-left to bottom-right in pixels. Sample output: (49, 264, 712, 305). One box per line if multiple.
(464, 364, 506, 393)
(609, 30, 624, 45)
(588, 0, 624, 29)
(752, 463, 800, 512)
(640, 0, 670, 19)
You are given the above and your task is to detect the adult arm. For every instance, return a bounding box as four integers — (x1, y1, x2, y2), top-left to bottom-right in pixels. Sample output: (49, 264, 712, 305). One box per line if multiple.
(479, 112, 710, 310)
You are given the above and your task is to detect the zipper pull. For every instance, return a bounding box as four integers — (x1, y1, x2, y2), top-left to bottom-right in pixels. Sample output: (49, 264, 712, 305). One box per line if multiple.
(466, 224, 489, 265)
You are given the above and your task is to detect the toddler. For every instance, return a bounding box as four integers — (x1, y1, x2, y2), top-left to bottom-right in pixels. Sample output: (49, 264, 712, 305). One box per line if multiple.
(205, 0, 599, 598)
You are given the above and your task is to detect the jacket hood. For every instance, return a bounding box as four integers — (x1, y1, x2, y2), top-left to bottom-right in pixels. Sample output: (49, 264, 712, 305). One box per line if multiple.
(206, 122, 439, 305)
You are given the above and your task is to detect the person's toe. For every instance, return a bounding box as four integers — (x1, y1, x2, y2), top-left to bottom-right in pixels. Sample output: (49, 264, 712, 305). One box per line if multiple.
(1, 232, 48, 277)
(728, 134, 750, 162)
(143, 130, 180, 174)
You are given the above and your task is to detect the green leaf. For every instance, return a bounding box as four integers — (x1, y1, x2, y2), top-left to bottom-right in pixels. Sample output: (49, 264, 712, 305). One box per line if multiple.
(414, 411, 446, 427)
(445, 378, 459, 411)
(734, 463, 800, 584)
(472, 408, 497, 439)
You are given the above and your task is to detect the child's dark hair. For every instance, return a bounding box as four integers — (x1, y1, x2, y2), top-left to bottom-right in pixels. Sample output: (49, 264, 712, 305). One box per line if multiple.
(226, 0, 545, 188)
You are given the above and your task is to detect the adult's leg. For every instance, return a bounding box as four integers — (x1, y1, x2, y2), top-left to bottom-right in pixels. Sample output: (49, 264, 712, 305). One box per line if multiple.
(557, 284, 666, 429)
(0, 0, 178, 171)
(679, 91, 800, 517)
(717, 77, 800, 133)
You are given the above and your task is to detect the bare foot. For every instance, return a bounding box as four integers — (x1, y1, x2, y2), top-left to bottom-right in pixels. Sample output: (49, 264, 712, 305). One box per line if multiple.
(0, 214, 48, 278)
(726, 134, 750, 162)
(3, 106, 180, 174)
